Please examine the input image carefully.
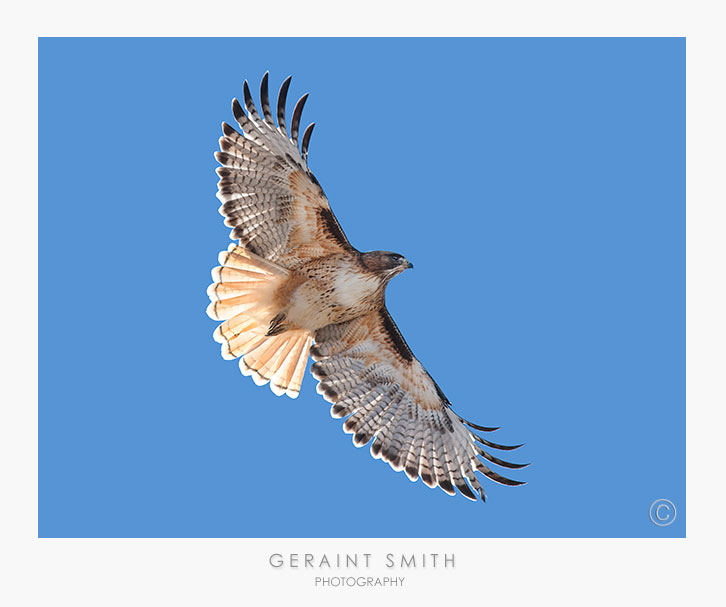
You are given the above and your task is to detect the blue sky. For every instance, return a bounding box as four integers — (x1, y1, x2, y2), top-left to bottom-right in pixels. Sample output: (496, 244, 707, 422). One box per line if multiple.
(39, 37, 685, 537)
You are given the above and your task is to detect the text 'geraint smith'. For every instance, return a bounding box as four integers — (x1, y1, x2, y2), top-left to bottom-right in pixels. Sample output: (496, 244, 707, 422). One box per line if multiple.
(269, 553, 455, 568)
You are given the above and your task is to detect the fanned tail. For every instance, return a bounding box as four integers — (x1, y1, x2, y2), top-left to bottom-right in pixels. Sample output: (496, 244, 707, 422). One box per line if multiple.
(207, 244, 311, 398)
(240, 330, 312, 397)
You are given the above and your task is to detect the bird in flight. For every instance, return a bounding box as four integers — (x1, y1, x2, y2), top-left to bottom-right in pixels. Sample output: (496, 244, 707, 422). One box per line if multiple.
(207, 73, 527, 502)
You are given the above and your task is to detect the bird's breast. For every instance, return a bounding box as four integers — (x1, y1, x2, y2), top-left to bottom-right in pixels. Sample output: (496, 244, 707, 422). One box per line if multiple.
(332, 269, 381, 310)
(285, 259, 382, 330)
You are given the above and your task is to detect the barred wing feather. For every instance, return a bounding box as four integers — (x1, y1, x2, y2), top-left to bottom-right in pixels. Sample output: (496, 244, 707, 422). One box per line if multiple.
(311, 308, 527, 502)
(215, 73, 355, 267)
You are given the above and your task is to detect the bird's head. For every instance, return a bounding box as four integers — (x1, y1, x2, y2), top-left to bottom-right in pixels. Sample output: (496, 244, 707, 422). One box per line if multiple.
(361, 251, 414, 279)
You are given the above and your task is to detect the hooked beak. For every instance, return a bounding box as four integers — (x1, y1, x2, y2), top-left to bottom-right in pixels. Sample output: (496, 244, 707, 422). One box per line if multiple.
(405, 260, 414, 270)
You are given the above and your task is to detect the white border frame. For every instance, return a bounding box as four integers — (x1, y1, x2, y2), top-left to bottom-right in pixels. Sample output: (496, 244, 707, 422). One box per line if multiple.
(3, 1, 724, 604)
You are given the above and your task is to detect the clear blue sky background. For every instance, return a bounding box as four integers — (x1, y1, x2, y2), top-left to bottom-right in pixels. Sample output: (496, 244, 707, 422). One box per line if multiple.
(39, 38, 685, 537)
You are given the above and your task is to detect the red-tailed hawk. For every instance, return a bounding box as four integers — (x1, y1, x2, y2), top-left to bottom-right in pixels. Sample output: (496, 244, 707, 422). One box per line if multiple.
(207, 73, 527, 501)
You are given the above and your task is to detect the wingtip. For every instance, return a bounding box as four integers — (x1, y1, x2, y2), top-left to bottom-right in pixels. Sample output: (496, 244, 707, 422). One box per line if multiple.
(290, 93, 310, 144)
(437, 479, 456, 496)
(493, 475, 527, 487)
(456, 482, 478, 501)
(474, 435, 525, 451)
(221, 122, 238, 138)
(276, 76, 293, 134)
(467, 422, 501, 432)
(301, 122, 316, 161)
(231, 97, 244, 120)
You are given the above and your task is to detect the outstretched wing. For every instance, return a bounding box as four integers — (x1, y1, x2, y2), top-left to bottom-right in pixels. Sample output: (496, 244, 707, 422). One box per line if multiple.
(311, 308, 527, 501)
(215, 73, 355, 267)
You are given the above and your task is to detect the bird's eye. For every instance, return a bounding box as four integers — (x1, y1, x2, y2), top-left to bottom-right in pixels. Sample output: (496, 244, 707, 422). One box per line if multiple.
(390, 254, 401, 261)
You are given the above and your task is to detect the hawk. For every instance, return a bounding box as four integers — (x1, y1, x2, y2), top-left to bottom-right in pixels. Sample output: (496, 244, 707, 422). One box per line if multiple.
(207, 73, 527, 502)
